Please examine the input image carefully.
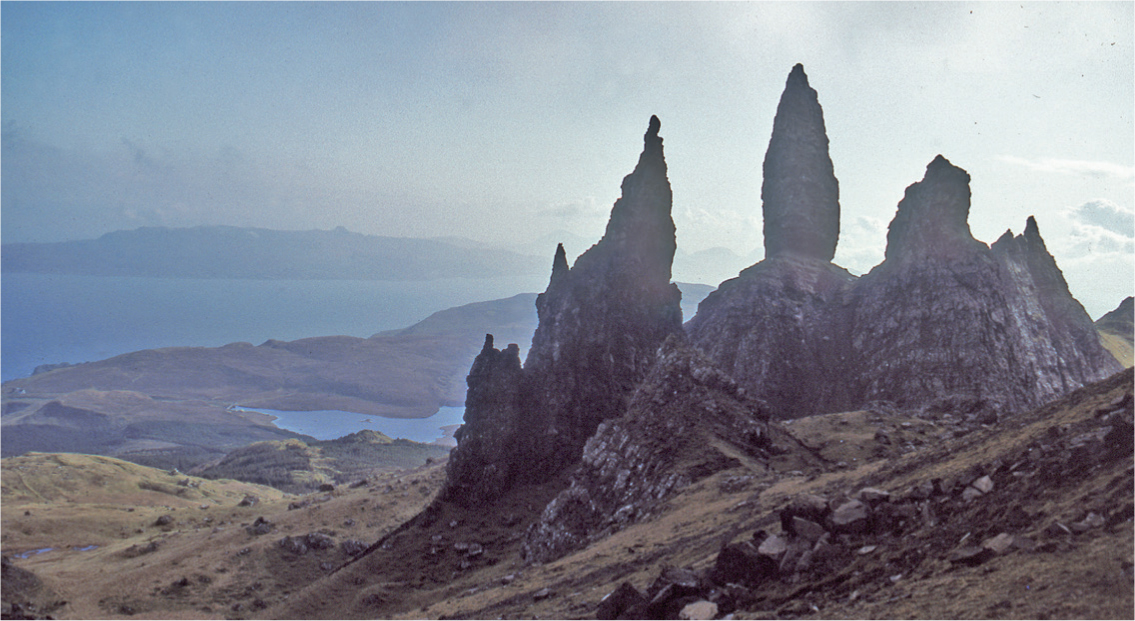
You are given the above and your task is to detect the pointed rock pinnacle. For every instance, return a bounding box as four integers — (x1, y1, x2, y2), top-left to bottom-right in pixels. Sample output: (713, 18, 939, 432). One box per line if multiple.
(550, 243, 569, 285)
(762, 64, 841, 262)
(883, 155, 980, 264)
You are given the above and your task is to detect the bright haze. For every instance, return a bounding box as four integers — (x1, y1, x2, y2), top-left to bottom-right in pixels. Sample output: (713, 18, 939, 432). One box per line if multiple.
(2, 2, 1132, 317)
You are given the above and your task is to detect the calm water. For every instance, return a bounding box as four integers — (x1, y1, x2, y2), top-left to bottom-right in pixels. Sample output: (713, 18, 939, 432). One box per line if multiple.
(1, 273, 547, 381)
(244, 405, 467, 446)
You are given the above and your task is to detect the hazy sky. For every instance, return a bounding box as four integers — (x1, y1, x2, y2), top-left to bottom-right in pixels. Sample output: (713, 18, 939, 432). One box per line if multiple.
(2, 2, 1132, 316)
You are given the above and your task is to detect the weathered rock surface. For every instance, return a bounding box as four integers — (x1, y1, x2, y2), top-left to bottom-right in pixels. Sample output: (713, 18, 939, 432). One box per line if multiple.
(523, 115, 683, 472)
(685, 256, 857, 418)
(443, 117, 683, 506)
(520, 337, 776, 563)
(692, 143, 1122, 419)
(762, 64, 840, 262)
(852, 174, 1123, 414)
(442, 335, 525, 504)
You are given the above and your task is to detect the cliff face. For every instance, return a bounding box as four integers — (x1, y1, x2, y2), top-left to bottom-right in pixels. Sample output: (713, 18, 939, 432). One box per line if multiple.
(850, 159, 1123, 415)
(442, 117, 683, 506)
(684, 257, 857, 418)
(689, 66, 1122, 420)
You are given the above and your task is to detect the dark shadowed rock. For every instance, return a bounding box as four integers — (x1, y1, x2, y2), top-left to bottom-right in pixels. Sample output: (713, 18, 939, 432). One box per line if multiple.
(762, 64, 840, 262)
(443, 117, 683, 506)
(883, 155, 984, 266)
(522, 115, 683, 473)
(691, 67, 1120, 421)
(597, 582, 648, 620)
(521, 337, 777, 563)
(685, 257, 857, 418)
(442, 335, 525, 506)
(709, 540, 779, 587)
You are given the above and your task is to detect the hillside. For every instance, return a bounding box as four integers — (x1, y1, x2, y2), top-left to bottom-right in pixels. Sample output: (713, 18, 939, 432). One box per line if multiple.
(1, 452, 443, 619)
(3, 370, 1129, 620)
(1097, 296, 1134, 368)
(0, 293, 542, 469)
(190, 431, 451, 494)
(0, 226, 547, 281)
(270, 368, 1132, 620)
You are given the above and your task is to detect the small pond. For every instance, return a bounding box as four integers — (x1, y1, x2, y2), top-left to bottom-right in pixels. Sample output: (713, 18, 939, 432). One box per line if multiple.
(240, 406, 466, 446)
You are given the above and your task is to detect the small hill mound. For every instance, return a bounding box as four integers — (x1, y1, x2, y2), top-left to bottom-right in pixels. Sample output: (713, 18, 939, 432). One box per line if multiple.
(191, 432, 449, 493)
(1097, 296, 1134, 367)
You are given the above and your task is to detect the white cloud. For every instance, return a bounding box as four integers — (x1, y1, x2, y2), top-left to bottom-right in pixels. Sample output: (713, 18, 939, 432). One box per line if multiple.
(1050, 199, 1135, 262)
(998, 155, 1135, 181)
(833, 215, 888, 275)
(1064, 199, 1135, 238)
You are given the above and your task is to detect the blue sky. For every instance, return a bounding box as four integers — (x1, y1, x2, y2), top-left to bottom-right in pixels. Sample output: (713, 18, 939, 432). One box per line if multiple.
(2, 2, 1132, 316)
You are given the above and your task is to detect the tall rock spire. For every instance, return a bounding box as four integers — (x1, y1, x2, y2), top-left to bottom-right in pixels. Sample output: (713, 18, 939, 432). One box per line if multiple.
(525, 114, 682, 472)
(762, 64, 841, 262)
(442, 117, 683, 506)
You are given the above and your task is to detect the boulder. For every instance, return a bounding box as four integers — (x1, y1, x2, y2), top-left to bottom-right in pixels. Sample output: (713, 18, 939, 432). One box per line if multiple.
(679, 600, 719, 620)
(597, 582, 648, 620)
(709, 540, 778, 587)
(829, 499, 871, 534)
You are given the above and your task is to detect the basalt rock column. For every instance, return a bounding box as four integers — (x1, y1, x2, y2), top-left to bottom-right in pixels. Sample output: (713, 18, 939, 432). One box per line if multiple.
(762, 64, 841, 262)
(443, 117, 682, 505)
(442, 335, 525, 504)
(687, 64, 855, 419)
(523, 115, 683, 476)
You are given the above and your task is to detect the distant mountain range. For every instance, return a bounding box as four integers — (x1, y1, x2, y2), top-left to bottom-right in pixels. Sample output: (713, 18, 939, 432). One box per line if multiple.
(1, 225, 549, 280)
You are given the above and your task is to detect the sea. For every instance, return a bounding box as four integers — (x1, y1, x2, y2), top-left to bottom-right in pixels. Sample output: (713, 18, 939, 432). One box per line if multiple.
(1, 273, 554, 441)
(2, 273, 712, 443)
(1, 273, 548, 382)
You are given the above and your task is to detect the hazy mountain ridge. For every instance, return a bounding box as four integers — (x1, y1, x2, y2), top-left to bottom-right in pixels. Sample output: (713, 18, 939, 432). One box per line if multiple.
(1, 225, 548, 280)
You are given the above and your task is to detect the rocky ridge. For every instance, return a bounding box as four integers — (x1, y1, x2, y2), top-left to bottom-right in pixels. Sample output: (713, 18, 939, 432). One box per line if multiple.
(443, 116, 683, 506)
(522, 337, 793, 563)
(689, 66, 1122, 420)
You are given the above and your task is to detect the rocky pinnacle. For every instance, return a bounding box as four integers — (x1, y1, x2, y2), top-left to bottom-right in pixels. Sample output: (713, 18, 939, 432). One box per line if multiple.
(443, 117, 682, 505)
(883, 155, 983, 265)
(762, 64, 841, 262)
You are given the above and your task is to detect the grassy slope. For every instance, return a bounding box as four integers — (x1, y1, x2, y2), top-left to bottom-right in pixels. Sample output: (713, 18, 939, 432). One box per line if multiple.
(190, 431, 451, 494)
(1, 452, 445, 620)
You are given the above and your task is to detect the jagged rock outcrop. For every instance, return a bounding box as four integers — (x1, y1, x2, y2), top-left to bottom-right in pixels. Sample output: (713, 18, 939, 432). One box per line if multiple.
(443, 335, 525, 503)
(851, 158, 1123, 414)
(881, 155, 985, 265)
(522, 115, 683, 473)
(442, 117, 683, 506)
(685, 257, 857, 419)
(687, 64, 855, 419)
(762, 64, 840, 262)
(521, 337, 778, 563)
(691, 82, 1123, 419)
